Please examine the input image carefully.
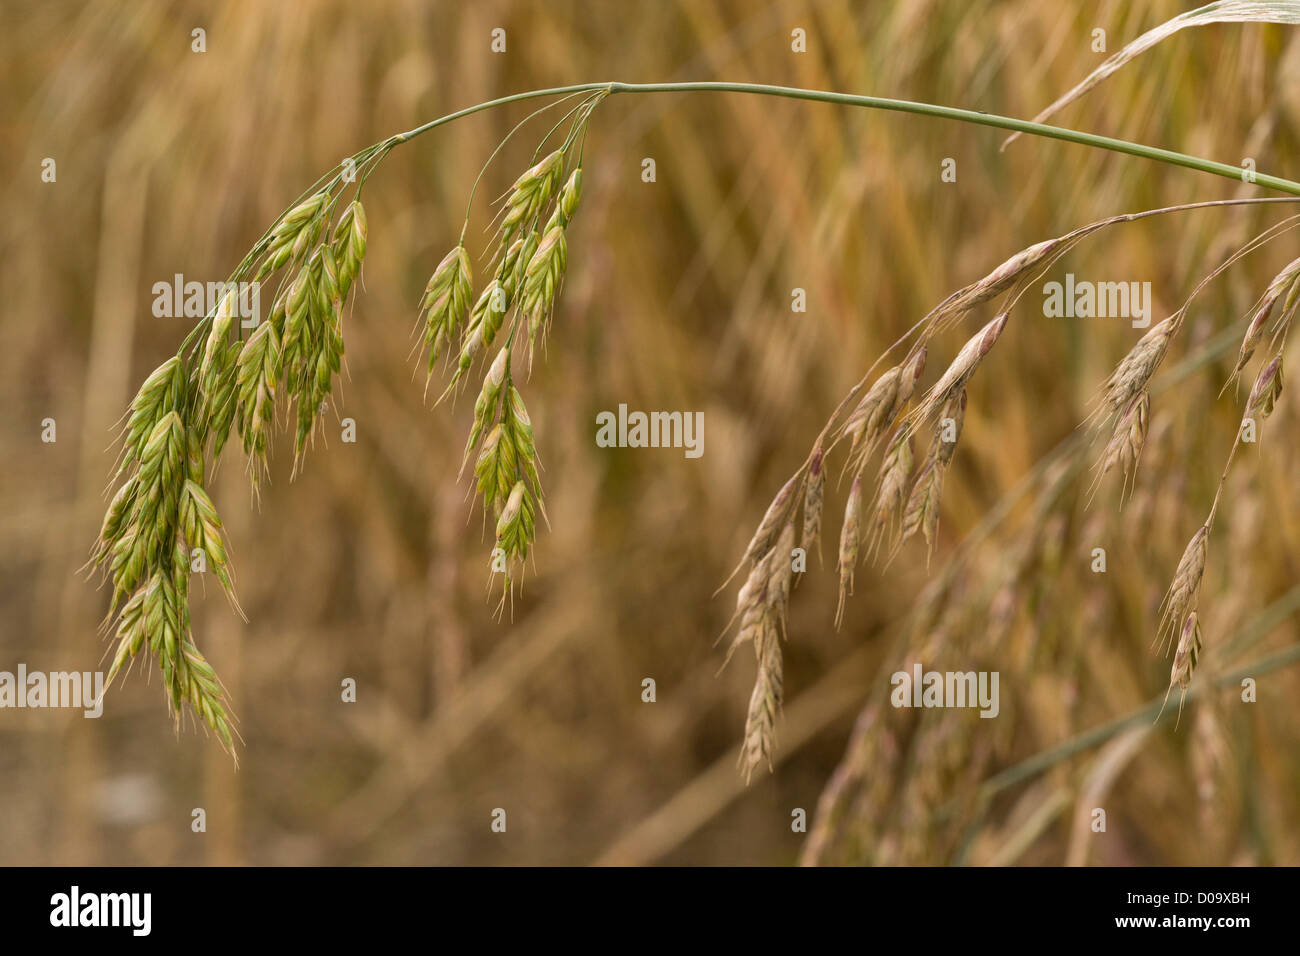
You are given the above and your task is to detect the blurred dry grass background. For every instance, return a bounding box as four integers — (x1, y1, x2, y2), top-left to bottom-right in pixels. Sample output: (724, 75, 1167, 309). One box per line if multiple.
(3, 0, 1300, 865)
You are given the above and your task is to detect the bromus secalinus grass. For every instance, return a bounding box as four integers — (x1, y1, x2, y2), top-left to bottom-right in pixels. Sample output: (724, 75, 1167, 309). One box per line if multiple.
(89, 2, 1300, 765)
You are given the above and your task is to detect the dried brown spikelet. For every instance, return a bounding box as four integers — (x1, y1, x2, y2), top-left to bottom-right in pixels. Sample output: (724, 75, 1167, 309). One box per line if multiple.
(1245, 354, 1283, 420)
(1158, 524, 1208, 654)
(1232, 256, 1300, 375)
(933, 389, 966, 466)
(742, 475, 800, 565)
(767, 522, 797, 625)
(1158, 611, 1202, 727)
(1233, 301, 1277, 378)
(925, 312, 1008, 411)
(900, 390, 966, 558)
(962, 238, 1061, 310)
(722, 548, 775, 667)
(898, 347, 927, 406)
(871, 425, 914, 555)
(1102, 316, 1174, 413)
(739, 616, 783, 782)
(844, 366, 900, 450)
(901, 460, 943, 557)
(835, 475, 863, 628)
(801, 449, 825, 562)
(844, 349, 926, 463)
(1101, 389, 1150, 493)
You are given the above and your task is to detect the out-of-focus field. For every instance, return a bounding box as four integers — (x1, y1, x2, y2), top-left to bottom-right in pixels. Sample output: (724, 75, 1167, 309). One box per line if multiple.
(3, 0, 1300, 865)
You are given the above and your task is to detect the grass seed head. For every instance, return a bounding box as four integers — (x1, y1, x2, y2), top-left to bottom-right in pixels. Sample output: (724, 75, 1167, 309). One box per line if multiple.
(743, 475, 800, 564)
(501, 149, 565, 242)
(873, 425, 915, 545)
(801, 449, 825, 561)
(767, 522, 797, 621)
(926, 312, 1008, 412)
(1159, 611, 1203, 728)
(257, 190, 328, 280)
(933, 389, 967, 467)
(522, 222, 568, 351)
(1159, 524, 1208, 654)
(1246, 354, 1283, 420)
(1101, 389, 1151, 490)
(420, 244, 474, 373)
(901, 459, 944, 558)
(332, 200, 368, 296)
(835, 475, 863, 628)
(845, 366, 901, 453)
(739, 616, 783, 782)
(1103, 316, 1174, 412)
(557, 167, 583, 226)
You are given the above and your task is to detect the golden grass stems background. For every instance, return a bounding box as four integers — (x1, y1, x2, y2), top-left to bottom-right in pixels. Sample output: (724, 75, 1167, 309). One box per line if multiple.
(2, 0, 1300, 864)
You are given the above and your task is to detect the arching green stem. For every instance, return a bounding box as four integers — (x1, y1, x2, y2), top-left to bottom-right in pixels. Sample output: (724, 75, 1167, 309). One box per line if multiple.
(391, 81, 1300, 197)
